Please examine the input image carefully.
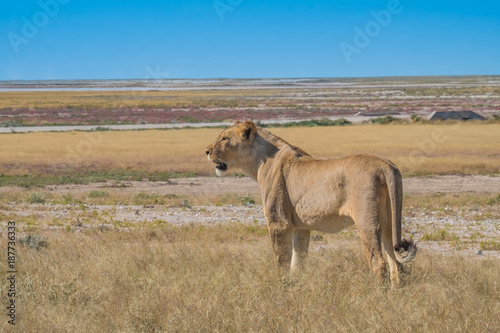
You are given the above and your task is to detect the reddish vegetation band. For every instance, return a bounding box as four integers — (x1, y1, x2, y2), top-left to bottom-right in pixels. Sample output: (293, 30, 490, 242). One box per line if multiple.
(1, 101, 498, 127)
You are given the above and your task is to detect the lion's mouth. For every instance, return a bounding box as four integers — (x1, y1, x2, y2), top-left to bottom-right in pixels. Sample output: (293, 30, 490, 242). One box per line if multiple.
(215, 159, 227, 171)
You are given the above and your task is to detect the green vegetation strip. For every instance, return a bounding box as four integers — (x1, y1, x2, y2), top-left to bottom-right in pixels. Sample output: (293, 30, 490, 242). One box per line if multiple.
(0, 169, 198, 188)
(260, 117, 352, 128)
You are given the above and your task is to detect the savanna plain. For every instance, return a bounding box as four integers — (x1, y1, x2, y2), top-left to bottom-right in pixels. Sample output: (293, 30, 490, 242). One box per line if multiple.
(1, 78, 500, 332)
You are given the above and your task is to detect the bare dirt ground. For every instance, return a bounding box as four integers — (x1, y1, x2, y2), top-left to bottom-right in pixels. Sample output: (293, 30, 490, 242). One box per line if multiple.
(2, 175, 500, 259)
(37, 174, 500, 197)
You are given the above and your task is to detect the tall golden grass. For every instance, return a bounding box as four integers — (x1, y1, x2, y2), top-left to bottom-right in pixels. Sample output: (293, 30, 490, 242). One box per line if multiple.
(1, 122, 499, 332)
(1, 225, 498, 332)
(1, 123, 499, 176)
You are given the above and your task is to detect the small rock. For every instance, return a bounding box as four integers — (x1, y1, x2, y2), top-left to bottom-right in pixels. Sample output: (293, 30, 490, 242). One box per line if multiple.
(311, 234, 324, 241)
(73, 218, 83, 227)
(316, 245, 326, 252)
(476, 250, 483, 255)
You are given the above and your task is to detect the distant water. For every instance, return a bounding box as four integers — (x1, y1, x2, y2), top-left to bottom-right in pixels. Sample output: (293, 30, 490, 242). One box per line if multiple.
(0, 78, 354, 92)
(1, 76, 498, 92)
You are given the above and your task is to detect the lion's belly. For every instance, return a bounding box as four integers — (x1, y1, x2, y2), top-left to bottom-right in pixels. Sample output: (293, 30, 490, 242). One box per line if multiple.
(293, 198, 355, 233)
(298, 214, 355, 233)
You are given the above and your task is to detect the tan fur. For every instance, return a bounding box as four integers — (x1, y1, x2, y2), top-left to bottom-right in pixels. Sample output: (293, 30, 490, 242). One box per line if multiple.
(206, 121, 417, 286)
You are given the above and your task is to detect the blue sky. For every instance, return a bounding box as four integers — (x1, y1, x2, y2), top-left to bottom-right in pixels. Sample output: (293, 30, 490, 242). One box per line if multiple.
(1, 0, 499, 80)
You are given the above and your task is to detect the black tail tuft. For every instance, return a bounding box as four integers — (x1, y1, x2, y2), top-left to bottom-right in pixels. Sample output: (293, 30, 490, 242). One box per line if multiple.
(394, 238, 417, 264)
(394, 238, 416, 252)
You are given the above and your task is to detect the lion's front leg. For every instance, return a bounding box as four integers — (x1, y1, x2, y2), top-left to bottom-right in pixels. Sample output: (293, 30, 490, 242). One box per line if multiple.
(261, 176, 296, 275)
(269, 226, 294, 274)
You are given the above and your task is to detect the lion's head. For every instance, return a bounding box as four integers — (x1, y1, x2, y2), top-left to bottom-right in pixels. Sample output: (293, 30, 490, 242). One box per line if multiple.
(205, 121, 257, 176)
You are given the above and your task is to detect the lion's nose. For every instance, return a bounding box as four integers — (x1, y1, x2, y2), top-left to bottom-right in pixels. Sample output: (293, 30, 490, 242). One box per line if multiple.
(205, 150, 210, 155)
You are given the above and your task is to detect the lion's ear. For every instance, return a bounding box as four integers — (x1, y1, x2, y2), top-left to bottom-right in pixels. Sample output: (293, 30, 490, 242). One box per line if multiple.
(239, 121, 256, 140)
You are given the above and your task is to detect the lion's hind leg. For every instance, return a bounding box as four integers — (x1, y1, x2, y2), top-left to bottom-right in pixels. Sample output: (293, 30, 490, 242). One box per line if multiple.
(382, 228, 402, 287)
(291, 229, 310, 275)
(353, 200, 388, 282)
(380, 182, 403, 287)
(358, 231, 388, 282)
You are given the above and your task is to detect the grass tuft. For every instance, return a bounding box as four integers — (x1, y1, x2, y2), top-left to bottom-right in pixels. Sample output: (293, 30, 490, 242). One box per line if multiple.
(421, 229, 460, 242)
(26, 192, 46, 204)
(370, 115, 401, 124)
(19, 234, 48, 250)
(487, 193, 500, 206)
(480, 240, 500, 251)
(88, 190, 110, 198)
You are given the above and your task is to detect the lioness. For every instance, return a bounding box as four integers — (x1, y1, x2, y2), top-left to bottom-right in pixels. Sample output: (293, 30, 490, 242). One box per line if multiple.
(206, 121, 416, 285)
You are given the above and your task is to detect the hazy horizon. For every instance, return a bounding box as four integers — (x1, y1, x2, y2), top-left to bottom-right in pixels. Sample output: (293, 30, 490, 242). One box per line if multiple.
(2, 74, 500, 83)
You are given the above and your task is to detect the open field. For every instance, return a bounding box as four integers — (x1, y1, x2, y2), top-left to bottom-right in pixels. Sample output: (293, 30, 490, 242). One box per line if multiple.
(1, 125, 499, 331)
(1, 78, 499, 332)
(0, 218, 499, 332)
(1, 76, 499, 126)
(2, 84, 500, 109)
(1, 175, 499, 254)
(1, 171, 499, 332)
(1, 124, 499, 186)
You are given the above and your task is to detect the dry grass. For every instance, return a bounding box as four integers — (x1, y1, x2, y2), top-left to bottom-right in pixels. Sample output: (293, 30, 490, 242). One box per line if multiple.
(0, 186, 262, 210)
(1, 123, 499, 178)
(1, 225, 499, 332)
(0, 128, 216, 176)
(271, 122, 500, 175)
(403, 192, 500, 209)
(0, 186, 497, 212)
(0, 89, 293, 109)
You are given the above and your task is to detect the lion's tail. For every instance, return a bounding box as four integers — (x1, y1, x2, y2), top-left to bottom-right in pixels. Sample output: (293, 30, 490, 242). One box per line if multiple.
(394, 239, 418, 264)
(384, 162, 417, 264)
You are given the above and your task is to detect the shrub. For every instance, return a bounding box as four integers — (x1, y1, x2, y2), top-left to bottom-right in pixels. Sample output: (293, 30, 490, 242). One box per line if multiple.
(487, 194, 500, 205)
(370, 115, 397, 124)
(26, 192, 46, 204)
(19, 234, 48, 250)
(260, 118, 352, 128)
(93, 126, 110, 131)
(133, 192, 161, 205)
(61, 193, 78, 204)
(88, 190, 110, 198)
(180, 199, 192, 208)
(239, 195, 255, 205)
(411, 114, 423, 122)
